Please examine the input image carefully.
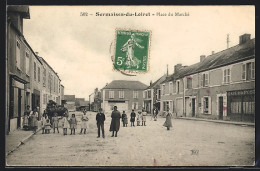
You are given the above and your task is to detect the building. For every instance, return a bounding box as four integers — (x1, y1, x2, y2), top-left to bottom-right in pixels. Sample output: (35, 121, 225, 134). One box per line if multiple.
(92, 88, 101, 112)
(6, 6, 31, 133)
(6, 6, 64, 133)
(39, 56, 62, 113)
(143, 74, 167, 113)
(160, 34, 255, 122)
(101, 80, 148, 113)
(60, 84, 64, 101)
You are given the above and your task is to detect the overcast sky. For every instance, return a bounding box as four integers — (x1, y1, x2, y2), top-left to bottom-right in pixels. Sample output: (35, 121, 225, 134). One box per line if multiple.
(23, 6, 255, 100)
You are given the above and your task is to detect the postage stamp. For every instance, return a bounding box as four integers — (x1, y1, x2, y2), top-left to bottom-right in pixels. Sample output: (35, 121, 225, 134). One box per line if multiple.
(113, 29, 151, 73)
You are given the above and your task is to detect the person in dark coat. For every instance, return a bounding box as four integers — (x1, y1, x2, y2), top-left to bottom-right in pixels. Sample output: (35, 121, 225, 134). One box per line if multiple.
(96, 108, 106, 138)
(122, 111, 128, 127)
(130, 109, 136, 127)
(109, 106, 121, 137)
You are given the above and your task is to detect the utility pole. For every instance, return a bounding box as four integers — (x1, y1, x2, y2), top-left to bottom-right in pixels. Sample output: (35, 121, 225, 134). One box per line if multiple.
(227, 34, 230, 49)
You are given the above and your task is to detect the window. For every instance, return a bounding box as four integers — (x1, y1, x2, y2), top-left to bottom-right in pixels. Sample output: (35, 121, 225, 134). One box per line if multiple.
(202, 97, 211, 114)
(132, 102, 138, 110)
(157, 89, 161, 100)
(43, 67, 46, 87)
(169, 82, 173, 94)
(54, 77, 56, 92)
(162, 85, 165, 95)
(148, 90, 151, 98)
(25, 51, 30, 75)
(200, 73, 209, 87)
(186, 76, 192, 89)
(38, 67, 40, 83)
(133, 91, 138, 99)
(231, 96, 255, 115)
(224, 68, 231, 84)
(143, 91, 145, 98)
(59, 81, 60, 93)
(48, 72, 51, 89)
(33, 62, 37, 81)
(16, 40, 21, 69)
(119, 91, 124, 98)
(51, 75, 53, 91)
(242, 62, 255, 80)
(176, 81, 180, 93)
(109, 91, 114, 99)
(163, 101, 169, 111)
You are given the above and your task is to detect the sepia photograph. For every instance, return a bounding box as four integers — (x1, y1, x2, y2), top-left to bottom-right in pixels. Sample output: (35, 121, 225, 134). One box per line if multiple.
(5, 5, 255, 166)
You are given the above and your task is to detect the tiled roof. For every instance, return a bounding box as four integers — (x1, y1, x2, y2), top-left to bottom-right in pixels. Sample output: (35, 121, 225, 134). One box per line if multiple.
(163, 38, 255, 83)
(147, 74, 167, 89)
(103, 80, 148, 90)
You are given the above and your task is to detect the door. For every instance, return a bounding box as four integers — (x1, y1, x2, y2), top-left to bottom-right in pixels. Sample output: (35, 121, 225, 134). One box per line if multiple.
(176, 98, 183, 117)
(219, 96, 223, 120)
(185, 97, 190, 117)
(192, 98, 195, 117)
(17, 89, 21, 128)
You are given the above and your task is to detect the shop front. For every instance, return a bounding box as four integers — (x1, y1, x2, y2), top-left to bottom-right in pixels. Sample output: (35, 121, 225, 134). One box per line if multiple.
(227, 89, 255, 122)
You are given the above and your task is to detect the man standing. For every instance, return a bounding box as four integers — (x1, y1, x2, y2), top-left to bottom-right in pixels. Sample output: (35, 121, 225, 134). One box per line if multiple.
(96, 108, 105, 138)
(130, 109, 136, 127)
(109, 106, 121, 137)
(141, 108, 147, 126)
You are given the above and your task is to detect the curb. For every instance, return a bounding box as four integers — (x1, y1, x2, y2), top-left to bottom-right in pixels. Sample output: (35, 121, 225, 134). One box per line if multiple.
(6, 128, 41, 157)
(176, 117, 255, 126)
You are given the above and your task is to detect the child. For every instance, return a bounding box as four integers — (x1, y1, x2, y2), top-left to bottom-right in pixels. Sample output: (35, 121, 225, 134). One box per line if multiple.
(137, 111, 141, 126)
(40, 114, 46, 134)
(23, 113, 29, 131)
(163, 109, 173, 130)
(61, 113, 70, 135)
(52, 113, 60, 133)
(44, 119, 52, 134)
(141, 109, 147, 126)
(122, 111, 128, 127)
(80, 111, 89, 134)
(69, 114, 77, 135)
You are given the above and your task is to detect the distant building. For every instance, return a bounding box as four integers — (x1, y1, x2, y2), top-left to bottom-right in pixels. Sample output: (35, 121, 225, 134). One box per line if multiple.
(160, 34, 255, 122)
(64, 95, 76, 102)
(143, 74, 167, 113)
(101, 80, 148, 113)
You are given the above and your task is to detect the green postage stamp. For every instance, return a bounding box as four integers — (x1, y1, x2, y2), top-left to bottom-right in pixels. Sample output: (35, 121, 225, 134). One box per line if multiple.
(113, 29, 151, 73)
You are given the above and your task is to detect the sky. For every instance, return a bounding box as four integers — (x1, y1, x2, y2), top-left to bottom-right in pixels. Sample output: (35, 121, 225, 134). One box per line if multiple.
(23, 6, 255, 100)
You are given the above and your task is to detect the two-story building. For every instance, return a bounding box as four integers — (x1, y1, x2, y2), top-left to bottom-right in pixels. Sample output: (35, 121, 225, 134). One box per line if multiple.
(160, 34, 255, 122)
(143, 74, 167, 113)
(101, 80, 147, 113)
(6, 6, 31, 132)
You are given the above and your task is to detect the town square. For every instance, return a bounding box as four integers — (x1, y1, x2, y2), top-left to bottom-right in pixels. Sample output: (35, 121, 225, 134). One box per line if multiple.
(5, 5, 255, 167)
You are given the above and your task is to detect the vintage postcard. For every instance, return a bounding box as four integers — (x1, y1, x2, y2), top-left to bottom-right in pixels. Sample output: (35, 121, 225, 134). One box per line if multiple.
(5, 5, 255, 167)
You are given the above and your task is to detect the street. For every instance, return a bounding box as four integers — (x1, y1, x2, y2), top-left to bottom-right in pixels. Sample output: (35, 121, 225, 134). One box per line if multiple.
(6, 111, 254, 166)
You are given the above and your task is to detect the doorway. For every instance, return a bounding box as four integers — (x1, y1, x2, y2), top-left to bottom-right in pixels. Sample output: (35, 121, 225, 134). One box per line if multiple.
(17, 89, 21, 128)
(219, 96, 223, 120)
(191, 98, 195, 117)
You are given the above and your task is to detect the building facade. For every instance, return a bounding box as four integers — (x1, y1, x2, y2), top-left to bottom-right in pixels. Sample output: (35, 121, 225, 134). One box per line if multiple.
(160, 34, 255, 122)
(101, 80, 147, 113)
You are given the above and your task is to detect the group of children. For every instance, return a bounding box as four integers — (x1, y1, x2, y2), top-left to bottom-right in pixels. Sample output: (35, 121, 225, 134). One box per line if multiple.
(121, 109, 147, 127)
(39, 110, 89, 136)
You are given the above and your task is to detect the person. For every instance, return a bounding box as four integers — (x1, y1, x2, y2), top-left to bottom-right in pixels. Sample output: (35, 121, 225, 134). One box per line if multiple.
(40, 114, 46, 134)
(122, 111, 128, 127)
(130, 109, 136, 127)
(23, 112, 29, 131)
(137, 111, 141, 126)
(163, 109, 173, 130)
(52, 113, 60, 133)
(141, 109, 147, 126)
(96, 108, 106, 138)
(44, 119, 52, 134)
(154, 108, 158, 121)
(109, 106, 121, 137)
(30, 108, 38, 133)
(121, 33, 144, 69)
(61, 113, 70, 135)
(24, 105, 32, 130)
(80, 110, 89, 134)
(69, 114, 77, 135)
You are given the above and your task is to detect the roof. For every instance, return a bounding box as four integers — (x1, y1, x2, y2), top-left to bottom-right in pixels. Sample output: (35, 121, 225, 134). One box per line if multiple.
(7, 5, 30, 19)
(103, 80, 148, 90)
(163, 38, 255, 83)
(147, 74, 167, 89)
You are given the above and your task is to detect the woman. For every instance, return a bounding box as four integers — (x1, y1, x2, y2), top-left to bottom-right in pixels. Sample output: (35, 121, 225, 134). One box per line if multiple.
(30, 108, 38, 133)
(141, 109, 147, 126)
(163, 109, 173, 130)
(80, 110, 89, 134)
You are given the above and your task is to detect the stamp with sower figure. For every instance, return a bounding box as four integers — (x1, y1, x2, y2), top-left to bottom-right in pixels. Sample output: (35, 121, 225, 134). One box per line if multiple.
(113, 29, 151, 74)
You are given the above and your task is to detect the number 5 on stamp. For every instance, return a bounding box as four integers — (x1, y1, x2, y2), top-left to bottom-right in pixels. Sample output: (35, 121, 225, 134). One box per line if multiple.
(114, 29, 151, 73)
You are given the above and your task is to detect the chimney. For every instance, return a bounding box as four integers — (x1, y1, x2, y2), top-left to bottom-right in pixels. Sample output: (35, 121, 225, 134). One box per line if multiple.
(35, 52, 39, 56)
(174, 64, 182, 73)
(212, 51, 215, 55)
(239, 34, 251, 44)
(200, 55, 206, 62)
(150, 80, 152, 86)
